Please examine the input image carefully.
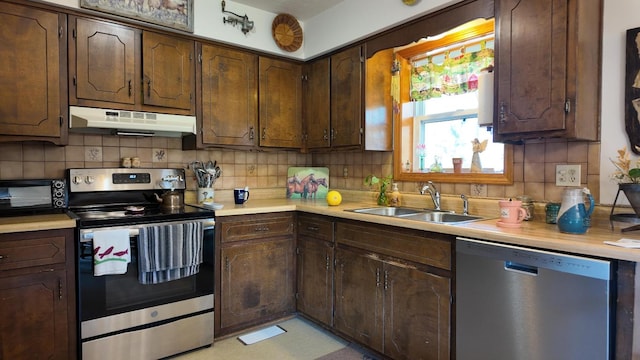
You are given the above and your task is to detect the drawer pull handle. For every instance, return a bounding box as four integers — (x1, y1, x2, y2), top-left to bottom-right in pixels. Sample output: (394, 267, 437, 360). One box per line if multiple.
(0, 254, 5, 260)
(307, 226, 319, 231)
(254, 226, 270, 232)
(384, 270, 389, 290)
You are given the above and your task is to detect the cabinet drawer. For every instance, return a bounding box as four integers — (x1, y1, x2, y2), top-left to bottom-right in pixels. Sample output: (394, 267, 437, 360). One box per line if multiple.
(220, 213, 295, 243)
(336, 221, 451, 270)
(297, 214, 333, 242)
(0, 230, 67, 271)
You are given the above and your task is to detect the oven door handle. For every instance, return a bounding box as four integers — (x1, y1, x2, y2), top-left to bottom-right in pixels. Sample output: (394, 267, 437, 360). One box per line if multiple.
(80, 220, 214, 242)
(81, 228, 139, 242)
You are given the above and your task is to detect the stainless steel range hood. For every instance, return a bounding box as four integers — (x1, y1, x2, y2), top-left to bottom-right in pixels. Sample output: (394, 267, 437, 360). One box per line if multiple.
(69, 106, 196, 137)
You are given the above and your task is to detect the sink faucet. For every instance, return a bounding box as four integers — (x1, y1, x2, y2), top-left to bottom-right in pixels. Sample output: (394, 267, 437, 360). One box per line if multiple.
(461, 194, 469, 215)
(420, 181, 441, 210)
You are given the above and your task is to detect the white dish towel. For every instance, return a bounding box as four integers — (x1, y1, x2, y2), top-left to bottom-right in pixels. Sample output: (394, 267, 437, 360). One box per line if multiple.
(93, 229, 131, 276)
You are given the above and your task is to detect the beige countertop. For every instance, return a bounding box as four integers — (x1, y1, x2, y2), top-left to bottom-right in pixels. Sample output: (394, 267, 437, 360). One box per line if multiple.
(205, 194, 640, 263)
(2, 189, 637, 262)
(0, 213, 76, 234)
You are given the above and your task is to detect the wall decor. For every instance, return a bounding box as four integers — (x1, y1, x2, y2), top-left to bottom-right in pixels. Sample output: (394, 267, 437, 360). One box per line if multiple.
(286, 167, 329, 199)
(625, 27, 640, 154)
(80, 0, 194, 32)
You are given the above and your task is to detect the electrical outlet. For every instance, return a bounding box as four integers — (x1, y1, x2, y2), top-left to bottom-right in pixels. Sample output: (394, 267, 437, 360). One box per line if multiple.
(556, 164, 581, 186)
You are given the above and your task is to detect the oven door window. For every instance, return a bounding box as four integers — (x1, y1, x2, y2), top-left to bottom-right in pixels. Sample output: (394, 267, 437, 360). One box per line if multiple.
(78, 228, 214, 321)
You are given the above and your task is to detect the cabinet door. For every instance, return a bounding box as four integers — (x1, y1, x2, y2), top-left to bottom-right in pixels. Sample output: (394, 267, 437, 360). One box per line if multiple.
(303, 58, 330, 149)
(495, 0, 567, 135)
(0, 3, 64, 139)
(258, 57, 302, 148)
(365, 48, 393, 151)
(296, 237, 333, 326)
(334, 247, 383, 354)
(201, 44, 257, 146)
(220, 238, 295, 330)
(0, 271, 69, 359)
(384, 263, 451, 360)
(142, 31, 194, 111)
(72, 17, 137, 105)
(331, 46, 363, 148)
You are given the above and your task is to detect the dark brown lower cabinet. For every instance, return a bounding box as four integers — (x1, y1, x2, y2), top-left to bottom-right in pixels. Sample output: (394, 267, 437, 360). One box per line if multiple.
(296, 237, 334, 326)
(334, 247, 451, 359)
(0, 228, 76, 360)
(334, 221, 452, 360)
(296, 214, 334, 327)
(216, 213, 296, 337)
(0, 271, 70, 359)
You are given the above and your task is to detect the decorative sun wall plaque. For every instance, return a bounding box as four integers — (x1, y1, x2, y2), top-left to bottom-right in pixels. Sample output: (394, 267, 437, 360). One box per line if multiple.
(81, 0, 194, 33)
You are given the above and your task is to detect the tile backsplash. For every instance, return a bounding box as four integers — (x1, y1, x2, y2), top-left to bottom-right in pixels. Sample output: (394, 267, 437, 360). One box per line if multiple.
(0, 134, 600, 204)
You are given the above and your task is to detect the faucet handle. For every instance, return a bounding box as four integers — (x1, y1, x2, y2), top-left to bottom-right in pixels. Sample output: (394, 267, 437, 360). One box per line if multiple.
(461, 194, 469, 215)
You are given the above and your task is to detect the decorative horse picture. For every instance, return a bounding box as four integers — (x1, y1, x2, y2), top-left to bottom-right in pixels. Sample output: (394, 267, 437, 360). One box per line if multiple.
(286, 167, 330, 200)
(306, 177, 327, 199)
(287, 173, 315, 198)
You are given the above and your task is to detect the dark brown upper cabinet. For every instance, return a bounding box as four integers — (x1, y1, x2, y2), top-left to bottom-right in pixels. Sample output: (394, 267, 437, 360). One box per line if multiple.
(71, 16, 137, 106)
(331, 46, 364, 148)
(258, 57, 303, 148)
(199, 44, 258, 147)
(0, 3, 67, 144)
(494, 0, 602, 142)
(70, 16, 195, 115)
(302, 57, 331, 150)
(364, 47, 394, 151)
(142, 31, 194, 111)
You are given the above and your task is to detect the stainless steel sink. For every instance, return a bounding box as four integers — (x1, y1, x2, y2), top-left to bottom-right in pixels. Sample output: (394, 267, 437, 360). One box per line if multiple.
(350, 207, 425, 217)
(348, 206, 483, 223)
(401, 212, 483, 223)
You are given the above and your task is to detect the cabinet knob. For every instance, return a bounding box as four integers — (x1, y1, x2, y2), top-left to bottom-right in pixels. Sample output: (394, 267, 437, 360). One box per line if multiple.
(249, 126, 255, 140)
(0, 254, 4, 260)
(128, 80, 132, 97)
(147, 80, 152, 97)
(262, 128, 267, 140)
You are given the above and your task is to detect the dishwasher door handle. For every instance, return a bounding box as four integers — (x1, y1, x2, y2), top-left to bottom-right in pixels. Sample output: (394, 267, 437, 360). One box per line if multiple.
(504, 261, 538, 276)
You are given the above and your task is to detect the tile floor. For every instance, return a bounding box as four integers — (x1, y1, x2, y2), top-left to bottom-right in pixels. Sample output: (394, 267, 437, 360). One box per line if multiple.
(170, 317, 351, 360)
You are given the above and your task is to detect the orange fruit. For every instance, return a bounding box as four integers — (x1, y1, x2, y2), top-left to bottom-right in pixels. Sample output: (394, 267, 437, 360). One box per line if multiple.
(326, 190, 342, 206)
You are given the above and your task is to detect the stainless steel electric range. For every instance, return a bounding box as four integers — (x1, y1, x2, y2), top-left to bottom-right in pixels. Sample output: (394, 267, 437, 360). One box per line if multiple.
(67, 168, 215, 360)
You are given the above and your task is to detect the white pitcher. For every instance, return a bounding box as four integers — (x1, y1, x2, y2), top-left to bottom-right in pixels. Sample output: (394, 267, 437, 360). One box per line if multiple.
(557, 188, 594, 234)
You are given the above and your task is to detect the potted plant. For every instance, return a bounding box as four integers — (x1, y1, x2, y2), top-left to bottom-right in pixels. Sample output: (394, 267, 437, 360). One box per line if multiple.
(611, 146, 640, 215)
(364, 174, 393, 206)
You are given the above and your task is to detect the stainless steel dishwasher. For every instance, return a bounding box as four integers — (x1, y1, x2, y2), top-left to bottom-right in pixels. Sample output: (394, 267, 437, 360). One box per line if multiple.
(456, 237, 612, 360)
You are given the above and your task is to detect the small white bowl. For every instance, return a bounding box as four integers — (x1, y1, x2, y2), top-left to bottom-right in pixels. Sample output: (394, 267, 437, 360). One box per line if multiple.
(202, 203, 224, 210)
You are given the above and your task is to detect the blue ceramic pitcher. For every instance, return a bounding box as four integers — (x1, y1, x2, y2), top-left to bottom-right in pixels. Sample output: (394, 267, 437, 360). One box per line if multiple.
(557, 188, 594, 234)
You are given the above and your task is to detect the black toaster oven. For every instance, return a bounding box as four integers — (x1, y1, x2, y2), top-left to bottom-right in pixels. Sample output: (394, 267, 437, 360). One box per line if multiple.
(0, 179, 67, 216)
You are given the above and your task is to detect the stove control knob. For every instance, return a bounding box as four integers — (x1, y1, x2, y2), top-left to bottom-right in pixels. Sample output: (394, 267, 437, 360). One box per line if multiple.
(72, 176, 83, 185)
(85, 176, 95, 185)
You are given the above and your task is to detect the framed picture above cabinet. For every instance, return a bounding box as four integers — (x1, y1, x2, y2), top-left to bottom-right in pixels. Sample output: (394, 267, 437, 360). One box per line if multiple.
(80, 0, 194, 32)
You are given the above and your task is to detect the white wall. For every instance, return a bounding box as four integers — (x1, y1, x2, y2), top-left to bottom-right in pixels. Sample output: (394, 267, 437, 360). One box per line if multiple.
(600, 0, 640, 205)
(41, 0, 458, 59)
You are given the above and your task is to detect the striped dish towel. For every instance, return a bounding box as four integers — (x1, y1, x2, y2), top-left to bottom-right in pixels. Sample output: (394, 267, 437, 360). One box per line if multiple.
(137, 221, 203, 284)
